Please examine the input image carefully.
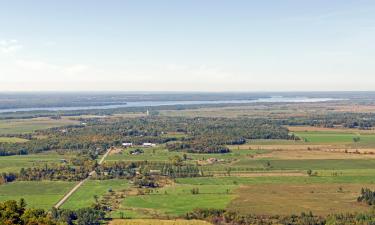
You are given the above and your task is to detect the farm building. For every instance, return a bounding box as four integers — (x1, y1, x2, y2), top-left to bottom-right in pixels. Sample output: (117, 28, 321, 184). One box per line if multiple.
(142, 143, 156, 147)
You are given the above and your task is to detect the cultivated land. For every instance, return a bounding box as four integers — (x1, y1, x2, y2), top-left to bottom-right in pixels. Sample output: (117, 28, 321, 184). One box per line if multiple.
(0, 117, 79, 134)
(4, 98, 375, 223)
(62, 179, 129, 209)
(0, 181, 74, 209)
(0, 151, 75, 173)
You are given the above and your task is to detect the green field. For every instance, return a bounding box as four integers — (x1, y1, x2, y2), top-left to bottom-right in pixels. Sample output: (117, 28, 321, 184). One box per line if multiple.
(0, 151, 74, 173)
(0, 117, 79, 134)
(121, 184, 236, 217)
(0, 181, 74, 209)
(176, 175, 375, 185)
(0, 137, 29, 143)
(63, 179, 129, 209)
(107, 146, 268, 163)
(293, 131, 375, 146)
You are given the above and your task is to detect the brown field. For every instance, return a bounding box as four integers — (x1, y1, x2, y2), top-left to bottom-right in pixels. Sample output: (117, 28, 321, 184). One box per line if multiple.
(253, 149, 375, 160)
(109, 219, 212, 225)
(228, 184, 375, 216)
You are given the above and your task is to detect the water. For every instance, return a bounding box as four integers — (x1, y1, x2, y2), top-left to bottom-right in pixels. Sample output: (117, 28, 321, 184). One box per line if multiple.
(0, 96, 339, 113)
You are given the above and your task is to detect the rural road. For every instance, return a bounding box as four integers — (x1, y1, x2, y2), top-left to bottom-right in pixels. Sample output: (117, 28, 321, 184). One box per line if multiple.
(54, 148, 112, 209)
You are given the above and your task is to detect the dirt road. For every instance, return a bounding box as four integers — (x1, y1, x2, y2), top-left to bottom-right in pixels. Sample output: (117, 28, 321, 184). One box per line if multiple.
(54, 148, 112, 209)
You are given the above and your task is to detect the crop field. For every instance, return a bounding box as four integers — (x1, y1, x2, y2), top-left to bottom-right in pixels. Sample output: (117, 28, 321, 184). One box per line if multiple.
(0, 117, 79, 134)
(0, 137, 29, 143)
(0, 181, 74, 209)
(107, 146, 268, 163)
(0, 151, 75, 173)
(63, 179, 129, 209)
(228, 183, 375, 215)
(120, 184, 236, 217)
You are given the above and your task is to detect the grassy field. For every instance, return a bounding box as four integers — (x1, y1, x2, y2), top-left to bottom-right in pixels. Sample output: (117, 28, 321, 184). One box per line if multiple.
(63, 179, 129, 209)
(0, 151, 75, 173)
(0, 181, 74, 209)
(121, 184, 236, 217)
(0, 137, 29, 143)
(107, 146, 268, 163)
(109, 219, 212, 225)
(228, 183, 374, 215)
(0, 117, 79, 134)
(176, 175, 375, 185)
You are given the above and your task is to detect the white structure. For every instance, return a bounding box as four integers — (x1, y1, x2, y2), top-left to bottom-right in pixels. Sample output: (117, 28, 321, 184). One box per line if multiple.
(142, 143, 156, 147)
(122, 142, 133, 147)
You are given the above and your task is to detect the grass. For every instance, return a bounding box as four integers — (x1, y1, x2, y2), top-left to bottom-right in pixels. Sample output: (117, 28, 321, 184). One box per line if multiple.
(0, 117, 79, 134)
(62, 179, 129, 209)
(122, 184, 236, 217)
(176, 175, 375, 185)
(0, 181, 74, 209)
(232, 159, 375, 170)
(109, 219, 212, 225)
(228, 183, 374, 215)
(0, 151, 75, 173)
(0, 137, 29, 143)
(107, 146, 267, 163)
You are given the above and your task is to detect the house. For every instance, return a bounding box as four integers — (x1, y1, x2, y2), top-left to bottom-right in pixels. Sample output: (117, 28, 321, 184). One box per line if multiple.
(122, 142, 133, 147)
(142, 143, 156, 147)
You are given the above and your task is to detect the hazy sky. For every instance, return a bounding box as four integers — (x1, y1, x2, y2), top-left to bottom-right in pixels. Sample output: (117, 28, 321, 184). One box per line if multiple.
(1, 0, 375, 91)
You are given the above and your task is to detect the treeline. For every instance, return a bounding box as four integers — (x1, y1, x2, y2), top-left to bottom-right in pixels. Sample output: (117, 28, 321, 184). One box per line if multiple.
(1, 117, 290, 156)
(282, 112, 375, 129)
(186, 208, 375, 225)
(0, 199, 104, 225)
(1, 160, 201, 185)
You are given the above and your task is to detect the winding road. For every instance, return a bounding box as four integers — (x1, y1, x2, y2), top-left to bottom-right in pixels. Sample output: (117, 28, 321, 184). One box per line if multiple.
(54, 148, 112, 209)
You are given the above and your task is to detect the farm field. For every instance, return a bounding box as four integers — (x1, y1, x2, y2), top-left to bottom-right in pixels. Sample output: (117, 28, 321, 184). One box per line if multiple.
(228, 183, 375, 215)
(120, 184, 236, 218)
(0, 117, 79, 134)
(0, 151, 75, 173)
(0, 137, 29, 143)
(62, 179, 129, 209)
(0, 181, 74, 209)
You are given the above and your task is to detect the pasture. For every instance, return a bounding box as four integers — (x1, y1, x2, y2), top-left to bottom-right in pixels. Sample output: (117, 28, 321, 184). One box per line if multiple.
(0, 117, 79, 134)
(62, 179, 129, 209)
(121, 184, 236, 217)
(0, 181, 74, 209)
(0, 151, 74, 173)
(228, 183, 375, 215)
(0, 137, 29, 143)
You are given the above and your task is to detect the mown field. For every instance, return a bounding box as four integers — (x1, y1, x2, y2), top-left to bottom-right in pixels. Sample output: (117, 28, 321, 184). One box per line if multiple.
(0, 151, 75, 173)
(0, 117, 79, 134)
(228, 183, 375, 215)
(0, 181, 74, 209)
(119, 184, 236, 218)
(0, 137, 29, 143)
(63, 179, 129, 209)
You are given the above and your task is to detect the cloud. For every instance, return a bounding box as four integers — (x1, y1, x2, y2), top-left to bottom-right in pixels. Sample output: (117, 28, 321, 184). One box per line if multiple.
(0, 39, 23, 53)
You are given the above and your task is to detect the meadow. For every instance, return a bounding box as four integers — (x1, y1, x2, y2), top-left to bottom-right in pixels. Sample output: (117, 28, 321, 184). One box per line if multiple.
(0, 181, 74, 209)
(62, 179, 129, 209)
(120, 184, 236, 218)
(0, 117, 79, 134)
(0, 151, 75, 173)
(0, 137, 29, 143)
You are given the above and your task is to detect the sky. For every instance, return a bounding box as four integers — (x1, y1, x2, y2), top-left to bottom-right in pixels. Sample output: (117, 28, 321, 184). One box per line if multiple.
(0, 0, 375, 92)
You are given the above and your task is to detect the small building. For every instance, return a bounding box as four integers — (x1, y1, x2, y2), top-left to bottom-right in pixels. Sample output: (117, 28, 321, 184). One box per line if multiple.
(122, 142, 133, 147)
(142, 143, 156, 147)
